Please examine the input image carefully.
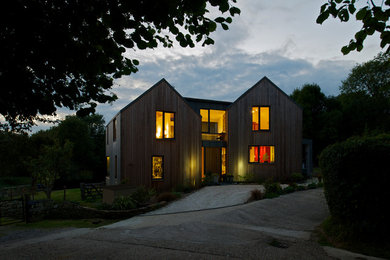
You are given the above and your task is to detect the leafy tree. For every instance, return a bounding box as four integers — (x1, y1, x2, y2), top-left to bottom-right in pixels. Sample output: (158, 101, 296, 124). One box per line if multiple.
(338, 52, 390, 136)
(0, 131, 32, 177)
(0, 0, 240, 131)
(317, 0, 390, 54)
(291, 84, 342, 164)
(29, 140, 73, 199)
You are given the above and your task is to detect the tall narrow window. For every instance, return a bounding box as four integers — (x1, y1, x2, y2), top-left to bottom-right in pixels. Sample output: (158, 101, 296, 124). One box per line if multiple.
(152, 156, 163, 180)
(114, 155, 118, 178)
(156, 111, 174, 139)
(252, 106, 270, 131)
(200, 109, 209, 132)
(252, 107, 259, 131)
(113, 118, 117, 141)
(249, 146, 275, 163)
(106, 157, 110, 176)
(106, 127, 109, 144)
(221, 147, 227, 175)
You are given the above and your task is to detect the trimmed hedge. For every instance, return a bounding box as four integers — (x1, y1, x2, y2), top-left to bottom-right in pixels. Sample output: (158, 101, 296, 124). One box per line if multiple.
(319, 134, 390, 238)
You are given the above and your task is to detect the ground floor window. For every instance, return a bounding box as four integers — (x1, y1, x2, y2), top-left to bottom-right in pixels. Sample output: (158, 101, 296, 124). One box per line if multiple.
(249, 145, 275, 163)
(152, 156, 164, 180)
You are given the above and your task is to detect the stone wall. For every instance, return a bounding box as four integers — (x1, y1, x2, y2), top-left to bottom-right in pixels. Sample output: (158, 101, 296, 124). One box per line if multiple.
(0, 198, 24, 219)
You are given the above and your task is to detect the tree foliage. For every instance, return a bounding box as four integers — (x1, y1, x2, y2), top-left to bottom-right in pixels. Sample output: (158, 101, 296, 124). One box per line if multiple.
(339, 52, 390, 136)
(317, 0, 390, 54)
(29, 139, 73, 199)
(0, 0, 240, 131)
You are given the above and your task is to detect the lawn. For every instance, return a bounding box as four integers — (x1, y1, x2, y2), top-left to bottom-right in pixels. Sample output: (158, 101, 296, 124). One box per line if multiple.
(33, 188, 102, 208)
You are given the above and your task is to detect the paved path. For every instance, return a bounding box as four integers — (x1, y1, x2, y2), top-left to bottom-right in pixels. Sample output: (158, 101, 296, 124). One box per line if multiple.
(148, 184, 264, 215)
(1, 188, 335, 259)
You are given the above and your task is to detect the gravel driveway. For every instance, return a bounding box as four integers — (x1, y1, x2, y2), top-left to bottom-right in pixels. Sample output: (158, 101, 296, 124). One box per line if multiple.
(1, 188, 334, 259)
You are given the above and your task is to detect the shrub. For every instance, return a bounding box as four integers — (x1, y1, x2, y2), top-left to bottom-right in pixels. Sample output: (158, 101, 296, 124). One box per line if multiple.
(157, 192, 180, 202)
(282, 185, 295, 194)
(290, 172, 304, 183)
(111, 196, 137, 210)
(264, 179, 282, 198)
(131, 186, 152, 205)
(296, 185, 306, 191)
(307, 182, 317, 189)
(319, 134, 390, 239)
(248, 189, 263, 202)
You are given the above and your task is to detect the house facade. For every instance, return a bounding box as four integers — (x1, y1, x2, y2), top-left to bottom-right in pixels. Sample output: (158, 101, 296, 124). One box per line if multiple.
(106, 77, 302, 190)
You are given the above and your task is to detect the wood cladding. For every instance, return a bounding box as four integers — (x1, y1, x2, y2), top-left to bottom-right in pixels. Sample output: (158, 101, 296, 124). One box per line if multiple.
(120, 79, 202, 191)
(227, 77, 302, 180)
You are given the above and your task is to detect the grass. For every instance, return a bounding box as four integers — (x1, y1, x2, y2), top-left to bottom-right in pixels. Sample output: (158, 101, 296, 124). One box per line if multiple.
(317, 217, 390, 259)
(33, 188, 102, 208)
(0, 177, 31, 188)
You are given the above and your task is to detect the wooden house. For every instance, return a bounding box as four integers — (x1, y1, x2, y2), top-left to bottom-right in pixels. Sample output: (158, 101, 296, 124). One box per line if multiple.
(106, 77, 302, 190)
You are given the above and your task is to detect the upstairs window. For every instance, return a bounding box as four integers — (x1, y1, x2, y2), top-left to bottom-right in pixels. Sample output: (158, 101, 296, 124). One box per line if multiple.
(252, 106, 270, 131)
(249, 145, 275, 163)
(156, 111, 175, 139)
(200, 109, 226, 133)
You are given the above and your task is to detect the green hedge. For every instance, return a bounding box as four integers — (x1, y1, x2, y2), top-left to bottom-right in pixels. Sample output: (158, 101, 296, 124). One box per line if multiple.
(319, 134, 390, 238)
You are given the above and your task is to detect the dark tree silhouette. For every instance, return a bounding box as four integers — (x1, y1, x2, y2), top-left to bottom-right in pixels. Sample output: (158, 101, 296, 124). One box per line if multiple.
(0, 0, 240, 131)
(317, 0, 390, 54)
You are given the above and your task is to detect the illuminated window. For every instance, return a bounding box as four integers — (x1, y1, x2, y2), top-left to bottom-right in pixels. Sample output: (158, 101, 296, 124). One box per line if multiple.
(156, 111, 175, 139)
(152, 156, 163, 180)
(221, 147, 226, 175)
(249, 146, 275, 163)
(200, 109, 225, 133)
(252, 106, 270, 131)
(106, 157, 110, 176)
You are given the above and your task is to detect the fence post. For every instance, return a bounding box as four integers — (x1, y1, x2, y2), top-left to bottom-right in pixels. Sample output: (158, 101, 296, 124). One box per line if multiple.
(80, 183, 85, 200)
(23, 194, 30, 224)
(63, 186, 66, 201)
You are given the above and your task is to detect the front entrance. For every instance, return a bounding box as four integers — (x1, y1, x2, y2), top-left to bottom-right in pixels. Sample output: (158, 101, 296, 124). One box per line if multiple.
(202, 147, 226, 178)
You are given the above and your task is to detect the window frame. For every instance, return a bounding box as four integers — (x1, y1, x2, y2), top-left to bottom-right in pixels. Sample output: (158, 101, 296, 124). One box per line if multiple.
(248, 145, 275, 164)
(200, 108, 226, 134)
(113, 118, 117, 141)
(252, 106, 270, 131)
(151, 155, 164, 181)
(156, 111, 175, 140)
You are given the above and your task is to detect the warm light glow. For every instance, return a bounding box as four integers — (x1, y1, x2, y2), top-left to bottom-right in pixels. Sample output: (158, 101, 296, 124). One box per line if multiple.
(156, 111, 163, 139)
(252, 107, 259, 131)
(152, 156, 163, 180)
(249, 146, 259, 162)
(249, 145, 275, 163)
(164, 112, 174, 138)
(221, 147, 226, 175)
(260, 107, 269, 130)
(156, 111, 174, 139)
(201, 109, 225, 134)
(106, 157, 110, 175)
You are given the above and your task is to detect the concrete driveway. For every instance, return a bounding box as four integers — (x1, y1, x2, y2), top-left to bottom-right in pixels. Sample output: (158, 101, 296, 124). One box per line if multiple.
(1, 187, 335, 259)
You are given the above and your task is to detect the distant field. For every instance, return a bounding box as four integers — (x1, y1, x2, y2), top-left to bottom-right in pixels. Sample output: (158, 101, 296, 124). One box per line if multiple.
(0, 177, 31, 189)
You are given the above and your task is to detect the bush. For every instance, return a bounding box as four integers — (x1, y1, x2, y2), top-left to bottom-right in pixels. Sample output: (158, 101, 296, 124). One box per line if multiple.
(307, 182, 317, 189)
(319, 134, 390, 239)
(248, 189, 263, 202)
(290, 172, 304, 183)
(111, 196, 137, 210)
(130, 186, 154, 205)
(282, 185, 296, 194)
(264, 179, 282, 198)
(157, 192, 180, 202)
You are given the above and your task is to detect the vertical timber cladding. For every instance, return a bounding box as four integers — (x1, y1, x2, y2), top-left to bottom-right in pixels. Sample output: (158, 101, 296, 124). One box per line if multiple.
(227, 77, 302, 181)
(120, 79, 202, 191)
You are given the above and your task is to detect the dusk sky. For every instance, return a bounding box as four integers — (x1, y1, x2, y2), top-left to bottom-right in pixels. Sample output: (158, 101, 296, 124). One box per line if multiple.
(32, 0, 382, 132)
